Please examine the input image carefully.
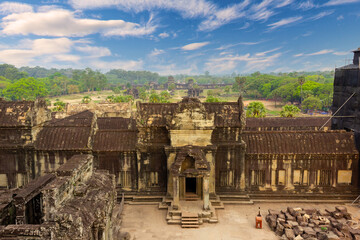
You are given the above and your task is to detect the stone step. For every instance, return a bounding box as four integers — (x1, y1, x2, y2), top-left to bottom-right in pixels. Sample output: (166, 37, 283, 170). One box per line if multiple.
(128, 202, 159, 205)
(182, 212, 198, 217)
(182, 222, 199, 224)
(182, 218, 199, 221)
(181, 224, 199, 228)
(219, 195, 251, 201)
(168, 219, 181, 224)
(222, 200, 254, 205)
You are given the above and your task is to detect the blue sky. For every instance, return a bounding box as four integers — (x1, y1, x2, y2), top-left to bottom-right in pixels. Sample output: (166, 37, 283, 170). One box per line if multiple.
(0, 0, 359, 75)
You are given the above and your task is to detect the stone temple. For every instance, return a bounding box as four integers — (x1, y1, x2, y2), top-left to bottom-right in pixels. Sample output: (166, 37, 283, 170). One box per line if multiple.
(0, 50, 360, 239)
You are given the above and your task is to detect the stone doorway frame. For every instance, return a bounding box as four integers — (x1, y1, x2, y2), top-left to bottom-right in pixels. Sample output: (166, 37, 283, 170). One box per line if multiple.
(180, 176, 203, 199)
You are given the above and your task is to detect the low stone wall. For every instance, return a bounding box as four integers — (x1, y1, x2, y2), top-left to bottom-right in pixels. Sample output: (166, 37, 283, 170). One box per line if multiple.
(266, 206, 359, 239)
(53, 102, 132, 119)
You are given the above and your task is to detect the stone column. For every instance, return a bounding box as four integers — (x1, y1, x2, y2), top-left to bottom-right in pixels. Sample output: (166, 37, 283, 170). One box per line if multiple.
(203, 176, 210, 210)
(173, 176, 179, 210)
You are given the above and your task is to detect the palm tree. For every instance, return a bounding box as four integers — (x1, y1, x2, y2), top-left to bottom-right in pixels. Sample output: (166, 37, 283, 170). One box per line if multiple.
(246, 102, 266, 118)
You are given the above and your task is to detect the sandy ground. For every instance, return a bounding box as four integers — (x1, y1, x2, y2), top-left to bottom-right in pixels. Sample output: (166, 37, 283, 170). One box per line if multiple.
(120, 202, 360, 240)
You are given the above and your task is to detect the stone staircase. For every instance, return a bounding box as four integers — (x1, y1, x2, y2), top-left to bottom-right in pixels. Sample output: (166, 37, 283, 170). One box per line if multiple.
(218, 194, 254, 205)
(181, 212, 199, 228)
(185, 193, 200, 201)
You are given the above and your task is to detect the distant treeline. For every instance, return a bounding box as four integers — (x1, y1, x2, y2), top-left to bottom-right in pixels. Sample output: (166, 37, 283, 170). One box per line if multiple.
(0, 64, 335, 111)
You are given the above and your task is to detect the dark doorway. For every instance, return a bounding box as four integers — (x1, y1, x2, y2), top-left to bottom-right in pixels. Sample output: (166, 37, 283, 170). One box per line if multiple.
(186, 177, 196, 193)
(25, 193, 43, 224)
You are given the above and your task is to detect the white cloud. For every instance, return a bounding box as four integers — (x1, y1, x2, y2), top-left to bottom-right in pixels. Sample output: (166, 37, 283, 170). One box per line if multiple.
(33, 38, 73, 54)
(239, 22, 250, 29)
(333, 51, 350, 56)
(159, 32, 169, 38)
(268, 16, 303, 30)
(297, 0, 316, 10)
(310, 10, 334, 20)
(149, 48, 165, 57)
(0, 37, 120, 69)
(255, 47, 281, 57)
(302, 31, 312, 37)
(294, 49, 337, 57)
(276, 0, 293, 8)
(294, 53, 304, 57)
(205, 51, 281, 73)
(0, 38, 76, 66)
(1, 9, 156, 37)
(216, 41, 264, 51)
(198, 1, 249, 31)
(337, 15, 344, 20)
(69, 0, 217, 18)
(308, 49, 334, 56)
(90, 59, 143, 71)
(0, 2, 33, 15)
(68, 0, 297, 32)
(181, 42, 210, 51)
(75, 45, 111, 58)
(323, 0, 360, 6)
(151, 63, 198, 75)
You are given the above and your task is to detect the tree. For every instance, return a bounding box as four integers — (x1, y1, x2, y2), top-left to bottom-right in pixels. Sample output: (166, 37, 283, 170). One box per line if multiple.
(149, 93, 161, 103)
(113, 95, 133, 103)
(246, 102, 266, 118)
(160, 91, 170, 100)
(205, 96, 220, 102)
(53, 100, 66, 112)
(168, 83, 176, 91)
(235, 76, 246, 93)
(82, 95, 92, 104)
(280, 105, 300, 117)
(67, 85, 80, 94)
(2, 77, 47, 100)
(106, 95, 115, 103)
(302, 96, 322, 111)
(224, 86, 231, 94)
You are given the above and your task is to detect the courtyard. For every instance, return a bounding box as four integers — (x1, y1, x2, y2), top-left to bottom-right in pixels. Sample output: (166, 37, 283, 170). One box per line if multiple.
(120, 202, 360, 240)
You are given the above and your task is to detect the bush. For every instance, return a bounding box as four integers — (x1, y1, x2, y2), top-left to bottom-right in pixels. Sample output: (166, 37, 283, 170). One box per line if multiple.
(280, 105, 300, 117)
(205, 96, 220, 102)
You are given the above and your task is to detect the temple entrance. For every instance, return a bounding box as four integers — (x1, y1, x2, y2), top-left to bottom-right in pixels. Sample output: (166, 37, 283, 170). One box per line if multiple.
(186, 177, 197, 194)
(180, 176, 202, 200)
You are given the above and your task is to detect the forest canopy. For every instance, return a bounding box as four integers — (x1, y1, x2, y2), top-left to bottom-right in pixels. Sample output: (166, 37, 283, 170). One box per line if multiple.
(0, 64, 334, 111)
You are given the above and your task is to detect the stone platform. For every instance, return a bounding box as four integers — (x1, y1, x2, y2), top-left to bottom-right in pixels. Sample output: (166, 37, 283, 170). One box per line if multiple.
(159, 197, 225, 227)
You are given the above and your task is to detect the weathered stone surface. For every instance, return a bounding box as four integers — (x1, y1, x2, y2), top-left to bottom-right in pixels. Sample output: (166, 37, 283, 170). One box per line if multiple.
(343, 212, 352, 220)
(304, 209, 317, 215)
(333, 228, 344, 237)
(317, 231, 327, 240)
(294, 235, 304, 240)
(288, 221, 299, 228)
(319, 210, 330, 216)
(285, 228, 295, 240)
(266, 214, 277, 230)
(293, 225, 304, 236)
(326, 231, 340, 240)
(302, 227, 316, 237)
(332, 212, 343, 219)
(269, 209, 281, 216)
(335, 206, 347, 213)
(286, 213, 296, 221)
(276, 222, 285, 236)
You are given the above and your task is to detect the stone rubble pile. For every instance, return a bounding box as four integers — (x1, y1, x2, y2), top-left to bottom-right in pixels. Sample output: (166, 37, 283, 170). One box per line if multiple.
(266, 206, 360, 240)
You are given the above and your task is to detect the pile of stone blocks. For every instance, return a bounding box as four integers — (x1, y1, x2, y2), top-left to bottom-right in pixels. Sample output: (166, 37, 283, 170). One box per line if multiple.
(266, 206, 360, 240)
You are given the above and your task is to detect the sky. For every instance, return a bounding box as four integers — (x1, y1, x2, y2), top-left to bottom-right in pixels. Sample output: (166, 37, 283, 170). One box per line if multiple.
(0, 0, 359, 75)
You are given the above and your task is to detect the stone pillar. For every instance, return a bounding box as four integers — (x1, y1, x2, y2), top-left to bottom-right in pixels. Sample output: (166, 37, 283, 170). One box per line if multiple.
(203, 176, 210, 210)
(173, 176, 179, 210)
